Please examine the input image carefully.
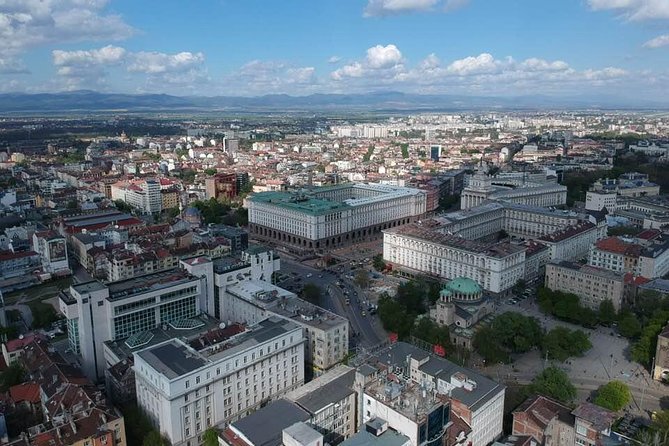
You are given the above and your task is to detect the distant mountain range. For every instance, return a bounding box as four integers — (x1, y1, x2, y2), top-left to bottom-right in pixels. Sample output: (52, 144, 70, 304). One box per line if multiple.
(0, 90, 666, 113)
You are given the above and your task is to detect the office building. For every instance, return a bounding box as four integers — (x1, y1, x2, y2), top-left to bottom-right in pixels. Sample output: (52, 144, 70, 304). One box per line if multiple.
(383, 224, 526, 294)
(31, 230, 70, 277)
(59, 261, 211, 381)
(248, 183, 427, 253)
(220, 279, 349, 371)
(545, 261, 625, 311)
(461, 171, 566, 210)
(135, 317, 305, 446)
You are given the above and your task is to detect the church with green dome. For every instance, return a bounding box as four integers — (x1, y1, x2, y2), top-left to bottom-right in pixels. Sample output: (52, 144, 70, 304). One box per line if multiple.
(429, 277, 494, 348)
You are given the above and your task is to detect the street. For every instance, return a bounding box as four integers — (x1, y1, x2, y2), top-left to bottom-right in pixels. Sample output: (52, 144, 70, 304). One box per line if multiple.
(278, 257, 386, 349)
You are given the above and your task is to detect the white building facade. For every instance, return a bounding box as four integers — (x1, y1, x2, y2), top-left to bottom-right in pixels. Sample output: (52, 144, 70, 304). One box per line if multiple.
(248, 183, 427, 252)
(135, 317, 305, 446)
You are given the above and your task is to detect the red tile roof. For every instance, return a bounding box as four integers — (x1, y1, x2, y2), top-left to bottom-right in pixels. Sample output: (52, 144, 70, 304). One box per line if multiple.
(594, 237, 642, 256)
(5, 333, 41, 352)
(9, 382, 41, 404)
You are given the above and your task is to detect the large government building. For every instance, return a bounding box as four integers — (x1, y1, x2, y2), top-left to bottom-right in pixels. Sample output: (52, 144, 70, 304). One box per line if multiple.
(248, 183, 427, 253)
(460, 170, 567, 210)
(383, 201, 606, 295)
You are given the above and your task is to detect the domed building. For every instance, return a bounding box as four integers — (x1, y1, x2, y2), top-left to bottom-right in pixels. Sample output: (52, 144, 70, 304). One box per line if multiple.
(182, 206, 203, 228)
(429, 277, 494, 348)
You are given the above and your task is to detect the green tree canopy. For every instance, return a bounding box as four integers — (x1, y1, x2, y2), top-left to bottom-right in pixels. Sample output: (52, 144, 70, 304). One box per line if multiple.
(372, 254, 386, 271)
(598, 300, 617, 326)
(0, 363, 26, 391)
(542, 327, 592, 362)
(300, 283, 321, 305)
(203, 428, 219, 446)
(143, 431, 170, 446)
(530, 366, 577, 404)
(617, 311, 642, 338)
(490, 312, 543, 353)
(594, 380, 631, 411)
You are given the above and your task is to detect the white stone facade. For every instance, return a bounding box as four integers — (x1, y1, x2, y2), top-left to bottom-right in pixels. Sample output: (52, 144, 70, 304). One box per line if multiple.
(134, 318, 305, 446)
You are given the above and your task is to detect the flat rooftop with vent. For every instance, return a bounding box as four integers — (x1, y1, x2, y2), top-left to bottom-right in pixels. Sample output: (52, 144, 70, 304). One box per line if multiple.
(225, 279, 347, 330)
(135, 317, 299, 380)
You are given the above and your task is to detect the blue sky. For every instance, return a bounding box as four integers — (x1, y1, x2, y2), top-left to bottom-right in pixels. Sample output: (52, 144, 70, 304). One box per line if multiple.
(1, 0, 669, 98)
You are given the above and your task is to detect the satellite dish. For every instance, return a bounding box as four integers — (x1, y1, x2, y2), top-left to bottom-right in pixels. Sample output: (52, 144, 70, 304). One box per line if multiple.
(219, 322, 226, 329)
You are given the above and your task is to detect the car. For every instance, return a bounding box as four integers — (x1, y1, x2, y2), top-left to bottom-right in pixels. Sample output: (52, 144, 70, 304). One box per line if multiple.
(345, 298, 350, 305)
(361, 311, 367, 316)
(318, 274, 323, 278)
(306, 273, 313, 278)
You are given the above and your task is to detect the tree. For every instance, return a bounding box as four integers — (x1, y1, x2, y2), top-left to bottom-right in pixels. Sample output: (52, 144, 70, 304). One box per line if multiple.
(413, 317, 452, 351)
(300, 283, 321, 305)
(400, 143, 409, 159)
(474, 326, 511, 364)
(594, 380, 631, 411)
(378, 294, 416, 339)
(530, 367, 577, 404)
(0, 363, 26, 391)
(114, 199, 133, 213)
(372, 254, 386, 271)
(489, 312, 543, 353)
(617, 311, 642, 338)
(598, 300, 617, 326)
(203, 428, 219, 446)
(204, 168, 217, 176)
(651, 409, 669, 445)
(354, 270, 369, 289)
(143, 431, 170, 446)
(542, 327, 592, 362)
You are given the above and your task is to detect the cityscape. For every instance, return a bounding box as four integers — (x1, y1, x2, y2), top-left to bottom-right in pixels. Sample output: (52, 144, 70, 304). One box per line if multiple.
(1, 1, 669, 446)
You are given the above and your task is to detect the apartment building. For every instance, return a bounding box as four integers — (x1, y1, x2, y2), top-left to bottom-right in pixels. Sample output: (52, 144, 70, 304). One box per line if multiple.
(284, 365, 358, 444)
(545, 261, 625, 311)
(588, 236, 669, 279)
(59, 263, 210, 381)
(111, 178, 162, 214)
(135, 317, 305, 446)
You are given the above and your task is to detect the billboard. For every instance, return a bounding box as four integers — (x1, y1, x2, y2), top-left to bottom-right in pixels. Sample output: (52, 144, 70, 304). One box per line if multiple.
(48, 239, 67, 262)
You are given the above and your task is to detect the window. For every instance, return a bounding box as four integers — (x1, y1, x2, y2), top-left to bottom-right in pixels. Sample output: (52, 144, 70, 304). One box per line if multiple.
(185, 380, 190, 389)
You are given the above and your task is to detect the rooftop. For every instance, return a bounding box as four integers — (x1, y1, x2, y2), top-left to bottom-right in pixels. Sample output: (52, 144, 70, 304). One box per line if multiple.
(572, 402, 616, 432)
(368, 342, 504, 412)
(106, 268, 197, 301)
(226, 399, 310, 446)
(227, 280, 348, 330)
(284, 365, 356, 414)
(386, 224, 525, 258)
(136, 317, 300, 380)
(550, 261, 625, 281)
(340, 429, 411, 446)
(538, 221, 596, 243)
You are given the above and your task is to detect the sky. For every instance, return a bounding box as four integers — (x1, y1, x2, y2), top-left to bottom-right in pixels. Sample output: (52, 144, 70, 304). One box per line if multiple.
(1, 0, 669, 99)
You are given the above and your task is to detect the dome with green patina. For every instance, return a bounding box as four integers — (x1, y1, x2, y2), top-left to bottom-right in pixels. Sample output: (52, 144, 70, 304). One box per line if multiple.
(441, 277, 483, 303)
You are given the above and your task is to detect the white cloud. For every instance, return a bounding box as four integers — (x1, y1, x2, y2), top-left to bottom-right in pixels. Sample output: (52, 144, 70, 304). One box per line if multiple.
(327, 56, 341, 64)
(587, 0, 669, 21)
(332, 44, 404, 80)
(446, 53, 500, 75)
(223, 60, 318, 95)
(53, 45, 126, 67)
(364, 0, 439, 17)
(128, 51, 204, 74)
(330, 49, 631, 96)
(643, 34, 669, 47)
(363, 0, 468, 17)
(366, 44, 403, 68)
(0, 0, 134, 54)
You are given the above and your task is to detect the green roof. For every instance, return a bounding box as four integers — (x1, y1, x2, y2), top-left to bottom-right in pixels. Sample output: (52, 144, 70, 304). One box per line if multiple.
(444, 277, 482, 295)
(250, 191, 350, 216)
